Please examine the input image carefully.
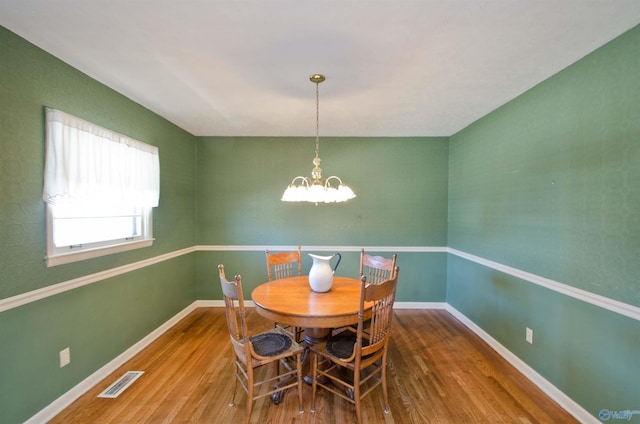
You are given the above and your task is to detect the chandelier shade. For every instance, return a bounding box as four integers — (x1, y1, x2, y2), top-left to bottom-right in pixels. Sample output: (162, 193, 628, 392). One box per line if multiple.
(281, 74, 356, 204)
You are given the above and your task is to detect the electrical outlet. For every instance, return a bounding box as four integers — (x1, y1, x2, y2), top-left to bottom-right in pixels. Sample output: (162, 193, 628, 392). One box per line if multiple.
(526, 327, 533, 344)
(59, 347, 71, 367)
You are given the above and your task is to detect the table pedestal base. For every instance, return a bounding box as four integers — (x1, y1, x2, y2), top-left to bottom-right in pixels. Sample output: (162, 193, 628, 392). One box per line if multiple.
(303, 327, 330, 385)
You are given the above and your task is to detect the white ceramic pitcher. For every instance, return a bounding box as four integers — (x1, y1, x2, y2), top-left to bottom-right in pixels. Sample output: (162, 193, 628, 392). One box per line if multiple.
(308, 253, 342, 292)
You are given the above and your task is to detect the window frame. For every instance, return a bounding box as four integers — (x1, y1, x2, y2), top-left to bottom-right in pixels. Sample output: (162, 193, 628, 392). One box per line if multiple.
(45, 204, 154, 267)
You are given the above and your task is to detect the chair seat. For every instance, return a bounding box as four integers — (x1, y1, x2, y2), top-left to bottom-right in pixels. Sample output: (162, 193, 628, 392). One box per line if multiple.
(326, 330, 369, 359)
(250, 332, 292, 357)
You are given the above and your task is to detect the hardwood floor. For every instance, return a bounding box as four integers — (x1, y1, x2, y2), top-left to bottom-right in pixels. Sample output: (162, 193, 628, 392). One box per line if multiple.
(50, 308, 578, 423)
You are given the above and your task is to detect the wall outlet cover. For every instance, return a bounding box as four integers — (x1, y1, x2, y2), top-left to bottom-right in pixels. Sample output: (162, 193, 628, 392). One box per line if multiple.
(60, 347, 70, 367)
(526, 327, 533, 344)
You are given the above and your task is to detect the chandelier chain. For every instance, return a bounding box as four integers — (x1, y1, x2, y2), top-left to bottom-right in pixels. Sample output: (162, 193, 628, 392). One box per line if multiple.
(314, 81, 320, 159)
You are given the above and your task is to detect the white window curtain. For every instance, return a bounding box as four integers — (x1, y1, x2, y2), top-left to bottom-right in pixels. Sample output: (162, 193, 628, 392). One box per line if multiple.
(43, 108, 160, 207)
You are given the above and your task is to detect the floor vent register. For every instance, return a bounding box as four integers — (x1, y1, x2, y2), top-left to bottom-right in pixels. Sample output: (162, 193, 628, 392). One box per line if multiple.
(98, 371, 145, 398)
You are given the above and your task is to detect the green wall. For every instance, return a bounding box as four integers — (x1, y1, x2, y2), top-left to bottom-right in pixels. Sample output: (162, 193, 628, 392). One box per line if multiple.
(447, 24, 640, 419)
(197, 136, 448, 246)
(195, 136, 449, 302)
(0, 27, 198, 423)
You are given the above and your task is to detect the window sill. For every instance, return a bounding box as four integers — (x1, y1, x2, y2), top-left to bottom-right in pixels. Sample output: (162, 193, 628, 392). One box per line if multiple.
(45, 239, 154, 267)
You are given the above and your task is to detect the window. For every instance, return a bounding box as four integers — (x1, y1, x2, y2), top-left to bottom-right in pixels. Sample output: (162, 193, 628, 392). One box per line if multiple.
(43, 108, 159, 267)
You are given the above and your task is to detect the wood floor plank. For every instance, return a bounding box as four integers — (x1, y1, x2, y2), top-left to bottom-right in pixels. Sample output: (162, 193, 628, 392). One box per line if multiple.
(49, 308, 579, 423)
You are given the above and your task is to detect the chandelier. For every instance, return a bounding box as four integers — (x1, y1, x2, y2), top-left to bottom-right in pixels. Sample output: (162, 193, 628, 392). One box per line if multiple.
(281, 74, 356, 204)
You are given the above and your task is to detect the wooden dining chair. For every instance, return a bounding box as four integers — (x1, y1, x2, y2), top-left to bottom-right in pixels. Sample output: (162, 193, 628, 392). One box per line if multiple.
(310, 267, 399, 424)
(265, 246, 304, 342)
(360, 249, 397, 284)
(218, 264, 304, 423)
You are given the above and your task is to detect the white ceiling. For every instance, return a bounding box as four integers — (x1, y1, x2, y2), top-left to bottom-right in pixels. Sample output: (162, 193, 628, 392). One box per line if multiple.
(1, 1, 640, 137)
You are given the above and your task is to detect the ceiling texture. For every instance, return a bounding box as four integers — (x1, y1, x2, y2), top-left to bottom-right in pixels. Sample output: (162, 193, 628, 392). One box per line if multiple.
(2, 1, 640, 137)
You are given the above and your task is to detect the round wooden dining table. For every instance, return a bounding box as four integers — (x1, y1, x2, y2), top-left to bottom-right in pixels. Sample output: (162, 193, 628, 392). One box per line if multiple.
(251, 275, 369, 386)
(251, 275, 368, 339)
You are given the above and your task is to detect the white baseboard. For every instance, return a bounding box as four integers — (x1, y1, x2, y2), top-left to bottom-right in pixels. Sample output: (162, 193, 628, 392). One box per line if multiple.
(25, 302, 199, 424)
(394, 302, 446, 309)
(194, 299, 226, 308)
(444, 304, 598, 424)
